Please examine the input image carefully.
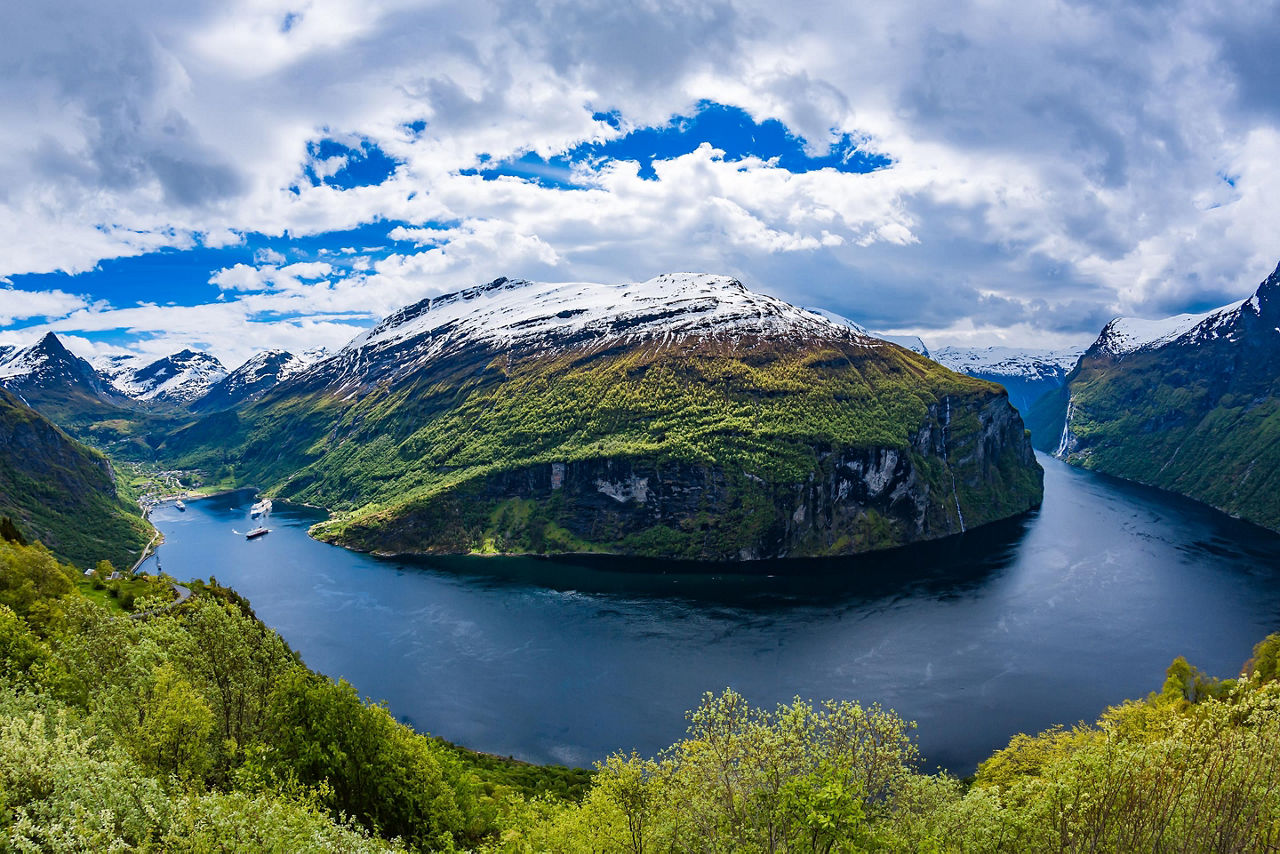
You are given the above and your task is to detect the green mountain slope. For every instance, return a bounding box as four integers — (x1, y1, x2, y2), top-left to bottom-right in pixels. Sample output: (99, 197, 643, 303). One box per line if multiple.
(0, 389, 153, 569)
(164, 275, 1043, 560)
(1029, 261, 1280, 531)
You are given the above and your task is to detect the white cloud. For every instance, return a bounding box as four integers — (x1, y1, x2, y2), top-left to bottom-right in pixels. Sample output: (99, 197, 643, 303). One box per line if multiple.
(1, 0, 1279, 350)
(254, 247, 287, 265)
(0, 287, 88, 325)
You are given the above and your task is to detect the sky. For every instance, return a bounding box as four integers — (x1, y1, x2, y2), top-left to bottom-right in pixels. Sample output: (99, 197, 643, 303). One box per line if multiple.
(1, 0, 1279, 368)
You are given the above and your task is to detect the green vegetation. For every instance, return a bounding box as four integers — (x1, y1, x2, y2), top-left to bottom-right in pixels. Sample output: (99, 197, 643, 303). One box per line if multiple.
(0, 539, 587, 851)
(73, 560, 175, 614)
(0, 390, 152, 570)
(4, 519, 1280, 850)
(163, 337, 1041, 558)
(1027, 310, 1280, 532)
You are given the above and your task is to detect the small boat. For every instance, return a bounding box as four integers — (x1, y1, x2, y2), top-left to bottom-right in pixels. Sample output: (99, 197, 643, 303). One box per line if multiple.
(246, 527, 270, 539)
(250, 498, 273, 518)
(175, 500, 186, 511)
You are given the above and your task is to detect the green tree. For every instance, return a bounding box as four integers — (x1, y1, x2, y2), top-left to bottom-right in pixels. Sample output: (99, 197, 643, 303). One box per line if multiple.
(0, 516, 26, 545)
(168, 596, 295, 772)
(0, 539, 74, 630)
(0, 603, 46, 681)
(264, 669, 470, 850)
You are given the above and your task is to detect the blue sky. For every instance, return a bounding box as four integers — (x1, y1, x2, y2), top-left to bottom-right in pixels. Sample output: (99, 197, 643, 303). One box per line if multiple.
(1, 1, 1278, 366)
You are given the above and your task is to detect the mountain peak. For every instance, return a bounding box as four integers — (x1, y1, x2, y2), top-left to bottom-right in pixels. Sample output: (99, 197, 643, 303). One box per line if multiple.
(351, 273, 871, 362)
(107, 349, 228, 404)
(33, 331, 74, 357)
(0, 331, 106, 396)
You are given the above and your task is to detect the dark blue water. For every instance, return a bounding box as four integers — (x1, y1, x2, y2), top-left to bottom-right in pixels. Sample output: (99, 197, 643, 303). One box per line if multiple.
(143, 454, 1280, 773)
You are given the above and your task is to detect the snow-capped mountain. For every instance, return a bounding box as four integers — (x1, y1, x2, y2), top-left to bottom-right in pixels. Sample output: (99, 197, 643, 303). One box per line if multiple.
(0, 333, 111, 397)
(932, 345, 1083, 414)
(169, 271, 1041, 561)
(104, 349, 228, 405)
(932, 346, 1082, 379)
(1027, 259, 1280, 532)
(92, 353, 146, 385)
(311, 273, 894, 392)
(0, 345, 13, 365)
(1092, 296, 1252, 357)
(191, 348, 310, 412)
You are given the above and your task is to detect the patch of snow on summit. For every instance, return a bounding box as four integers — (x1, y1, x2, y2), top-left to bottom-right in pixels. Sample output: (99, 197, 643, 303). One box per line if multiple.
(1097, 298, 1249, 356)
(352, 273, 880, 358)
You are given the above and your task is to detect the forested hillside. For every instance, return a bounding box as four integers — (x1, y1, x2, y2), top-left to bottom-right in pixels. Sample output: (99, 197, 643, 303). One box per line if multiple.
(0, 389, 151, 569)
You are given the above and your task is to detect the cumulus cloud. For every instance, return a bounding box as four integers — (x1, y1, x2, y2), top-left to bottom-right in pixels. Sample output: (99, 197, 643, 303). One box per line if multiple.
(0, 287, 88, 325)
(209, 260, 334, 292)
(1, 0, 1279, 352)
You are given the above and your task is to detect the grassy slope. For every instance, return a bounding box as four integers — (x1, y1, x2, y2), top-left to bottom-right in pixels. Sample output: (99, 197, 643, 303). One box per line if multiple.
(1049, 348, 1280, 530)
(1024, 319, 1280, 534)
(0, 389, 153, 569)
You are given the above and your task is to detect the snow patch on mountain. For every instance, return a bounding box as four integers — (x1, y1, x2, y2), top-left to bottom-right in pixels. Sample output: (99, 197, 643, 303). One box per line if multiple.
(92, 354, 147, 384)
(1096, 298, 1250, 356)
(933, 346, 1083, 380)
(232, 350, 308, 385)
(104, 350, 227, 403)
(0, 345, 49, 380)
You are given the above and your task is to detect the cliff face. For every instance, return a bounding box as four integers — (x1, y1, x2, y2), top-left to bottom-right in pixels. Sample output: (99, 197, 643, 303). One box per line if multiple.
(317, 387, 1041, 561)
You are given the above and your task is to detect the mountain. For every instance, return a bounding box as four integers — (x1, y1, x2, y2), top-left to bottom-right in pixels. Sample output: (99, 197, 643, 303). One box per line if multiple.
(0, 333, 131, 428)
(1027, 261, 1280, 531)
(0, 332, 112, 398)
(0, 388, 152, 569)
(165, 273, 1042, 560)
(191, 349, 310, 413)
(103, 349, 227, 405)
(0, 344, 13, 363)
(933, 346, 1082, 415)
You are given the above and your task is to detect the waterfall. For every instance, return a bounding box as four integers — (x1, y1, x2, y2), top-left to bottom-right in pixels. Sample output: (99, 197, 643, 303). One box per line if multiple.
(1054, 398, 1074, 458)
(943, 397, 966, 533)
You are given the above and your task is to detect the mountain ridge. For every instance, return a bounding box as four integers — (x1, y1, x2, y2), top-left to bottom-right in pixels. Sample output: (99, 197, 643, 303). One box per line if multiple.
(0, 387, 152, 569)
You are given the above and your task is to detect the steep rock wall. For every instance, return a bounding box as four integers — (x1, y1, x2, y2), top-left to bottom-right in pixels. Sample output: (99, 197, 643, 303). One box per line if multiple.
(318, 389, 1041, 561)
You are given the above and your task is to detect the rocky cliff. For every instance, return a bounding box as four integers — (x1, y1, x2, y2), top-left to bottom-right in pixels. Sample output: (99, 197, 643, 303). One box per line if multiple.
(317, 388, 1040, 560)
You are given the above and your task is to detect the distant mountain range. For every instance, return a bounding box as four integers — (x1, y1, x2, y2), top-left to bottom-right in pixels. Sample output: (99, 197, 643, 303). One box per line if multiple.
(1029, 260, 1280, 532)
(0, 316, 1078, 431)
(0, 336, 327, 418)
(932, 346, 1083, 415)
(161, 273, 1042, 560)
